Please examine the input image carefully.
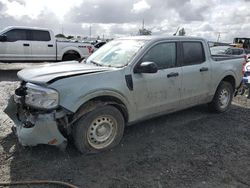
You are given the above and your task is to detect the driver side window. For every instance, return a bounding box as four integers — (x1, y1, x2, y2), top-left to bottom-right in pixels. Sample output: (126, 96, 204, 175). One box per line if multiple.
(4, 29, 28, 42)
(141, 42, 176, 69)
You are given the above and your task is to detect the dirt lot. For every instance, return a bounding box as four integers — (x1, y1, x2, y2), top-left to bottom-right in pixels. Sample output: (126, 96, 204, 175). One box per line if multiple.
(0, 72, 250, 188)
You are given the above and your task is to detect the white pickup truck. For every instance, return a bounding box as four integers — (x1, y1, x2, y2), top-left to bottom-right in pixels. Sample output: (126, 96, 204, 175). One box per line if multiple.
(0, 26, 93, 62)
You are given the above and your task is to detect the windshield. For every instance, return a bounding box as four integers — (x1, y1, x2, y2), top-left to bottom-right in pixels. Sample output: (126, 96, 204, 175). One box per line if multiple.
(86, 39, 147, 67)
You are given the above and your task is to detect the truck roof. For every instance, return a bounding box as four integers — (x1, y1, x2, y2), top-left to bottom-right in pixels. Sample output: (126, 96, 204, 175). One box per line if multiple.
(3, 26, 51, 31)
(120, 35, 207, 42)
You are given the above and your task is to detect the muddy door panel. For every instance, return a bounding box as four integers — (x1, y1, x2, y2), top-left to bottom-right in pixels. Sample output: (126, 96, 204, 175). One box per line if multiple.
(132, 42, 182, 118)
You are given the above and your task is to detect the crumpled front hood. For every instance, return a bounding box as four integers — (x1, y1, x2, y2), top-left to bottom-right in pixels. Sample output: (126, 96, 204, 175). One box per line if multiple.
(17, 61, 112, 84)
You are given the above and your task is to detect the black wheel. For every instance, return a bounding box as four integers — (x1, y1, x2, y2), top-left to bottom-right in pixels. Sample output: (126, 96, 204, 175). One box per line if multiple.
(62, 54, 80, 61)
(73, 105, 125, 154)
(208, 81, 234, 113)
(237, 87, 245, 96)
(247, 88, 250, 99)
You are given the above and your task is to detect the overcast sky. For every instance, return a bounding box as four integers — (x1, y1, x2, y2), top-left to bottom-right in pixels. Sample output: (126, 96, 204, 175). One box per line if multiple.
(0, 0, 249, 42)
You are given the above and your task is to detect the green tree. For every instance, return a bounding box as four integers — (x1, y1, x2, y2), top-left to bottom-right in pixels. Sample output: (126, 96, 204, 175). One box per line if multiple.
(67, 35, 74, 39)
(55, 34, 66, 38)
(139, 28, 152, 35)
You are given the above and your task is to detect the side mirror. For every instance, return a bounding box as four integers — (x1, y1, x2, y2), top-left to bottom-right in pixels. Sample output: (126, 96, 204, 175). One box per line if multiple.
(134, 61, 158, 73)
(0, 35, 7, 42)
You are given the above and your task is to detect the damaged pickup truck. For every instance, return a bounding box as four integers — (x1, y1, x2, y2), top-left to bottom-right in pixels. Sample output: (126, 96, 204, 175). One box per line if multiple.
(6, 36, 243, 153)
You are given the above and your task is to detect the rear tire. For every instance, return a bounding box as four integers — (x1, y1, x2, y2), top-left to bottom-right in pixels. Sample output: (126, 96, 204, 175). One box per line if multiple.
(208, 81, 234, 113)
(73, 105, 125, 154)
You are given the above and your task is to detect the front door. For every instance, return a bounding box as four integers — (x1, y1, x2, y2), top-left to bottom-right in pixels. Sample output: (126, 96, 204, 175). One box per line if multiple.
(0, 29, 32, 61)
(132, 41, 182, 119)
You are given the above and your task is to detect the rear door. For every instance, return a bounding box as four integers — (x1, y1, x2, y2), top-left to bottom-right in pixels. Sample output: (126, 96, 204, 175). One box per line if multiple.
(0, 29, 32, 61)
(132, 41, 182, 118)
(29, 30, 56, 61)
(180, 41, 211, 107)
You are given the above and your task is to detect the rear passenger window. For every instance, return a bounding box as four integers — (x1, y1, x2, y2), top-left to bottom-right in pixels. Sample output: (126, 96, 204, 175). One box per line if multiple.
(141, 42, 176, 69)
(4, 29, 28, 42)
(31, 30, 51, 41)
(183, 42, 205, 65)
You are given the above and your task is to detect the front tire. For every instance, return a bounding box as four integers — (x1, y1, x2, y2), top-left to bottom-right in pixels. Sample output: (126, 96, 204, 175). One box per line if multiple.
(73, 105, 125, 154)
(208, 81, 234, 113)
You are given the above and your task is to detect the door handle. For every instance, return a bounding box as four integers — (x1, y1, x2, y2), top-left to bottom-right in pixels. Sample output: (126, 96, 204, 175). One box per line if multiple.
(48, 44, 53, 47)
(200, 67, 208, 72)
(167, 72, 179, 78)
(23, 43, 30, 47)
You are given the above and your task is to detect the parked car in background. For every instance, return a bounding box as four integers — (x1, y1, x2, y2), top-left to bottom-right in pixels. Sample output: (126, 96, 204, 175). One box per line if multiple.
(210, 46, 250, 56)
(94, 41, 106, 49)
(92, 41, 107, 53)
(0, 26, 94, 62)
(7, 36, 243, 154)
(225, 47, 250, 55)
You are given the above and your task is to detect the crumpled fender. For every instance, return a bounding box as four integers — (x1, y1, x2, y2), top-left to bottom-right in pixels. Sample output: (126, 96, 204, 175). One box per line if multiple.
(15, 113, 66, 146)
(4, 95, 66, 147)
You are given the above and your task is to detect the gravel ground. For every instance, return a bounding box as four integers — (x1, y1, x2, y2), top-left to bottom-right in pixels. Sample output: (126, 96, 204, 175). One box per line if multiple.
(0, 77, 250, 188)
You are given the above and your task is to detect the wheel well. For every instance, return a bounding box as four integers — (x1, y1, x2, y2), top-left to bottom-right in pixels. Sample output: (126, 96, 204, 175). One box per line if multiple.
(221, 75, 235, 89)
(63, 50, 81, 58)
(73, 96, 129, 124)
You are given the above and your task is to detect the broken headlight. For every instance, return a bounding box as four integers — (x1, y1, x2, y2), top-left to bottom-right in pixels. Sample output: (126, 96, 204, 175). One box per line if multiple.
(25, 83, 59, 110)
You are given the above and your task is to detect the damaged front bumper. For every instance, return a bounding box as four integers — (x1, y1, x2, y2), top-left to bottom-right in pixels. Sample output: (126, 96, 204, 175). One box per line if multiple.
(5, 93, 67, 147)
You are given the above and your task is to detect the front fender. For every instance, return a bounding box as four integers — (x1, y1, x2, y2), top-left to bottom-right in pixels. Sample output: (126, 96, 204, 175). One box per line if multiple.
(60, 89, 131, 114)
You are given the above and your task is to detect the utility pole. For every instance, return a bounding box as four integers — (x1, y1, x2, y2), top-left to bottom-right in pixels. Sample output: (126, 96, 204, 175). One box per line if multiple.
(216, 31, 227, 42)
(89, 25, 92, 40)
(142, 19, 144, 30)
(61, 24, 64, 35)
(217, 32, 221, 42)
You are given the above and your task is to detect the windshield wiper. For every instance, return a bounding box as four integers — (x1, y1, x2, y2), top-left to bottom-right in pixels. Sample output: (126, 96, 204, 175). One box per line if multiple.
(78, 58, 87, 63)
(78, 57, 86, 63)
(105, 64, 122, 68)
(90, 60, 103, 67)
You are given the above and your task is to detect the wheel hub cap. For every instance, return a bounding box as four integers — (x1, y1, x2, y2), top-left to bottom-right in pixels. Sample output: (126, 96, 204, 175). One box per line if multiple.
(219, 89, 230, 108)
(87, 115, 117, 149)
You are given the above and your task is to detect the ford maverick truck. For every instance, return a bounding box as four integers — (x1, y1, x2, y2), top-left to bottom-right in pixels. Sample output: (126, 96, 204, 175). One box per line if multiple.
(7, 36, 243, 153)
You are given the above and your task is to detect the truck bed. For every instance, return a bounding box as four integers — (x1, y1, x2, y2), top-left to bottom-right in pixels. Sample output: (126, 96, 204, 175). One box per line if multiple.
(212, 54, 244, 61)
